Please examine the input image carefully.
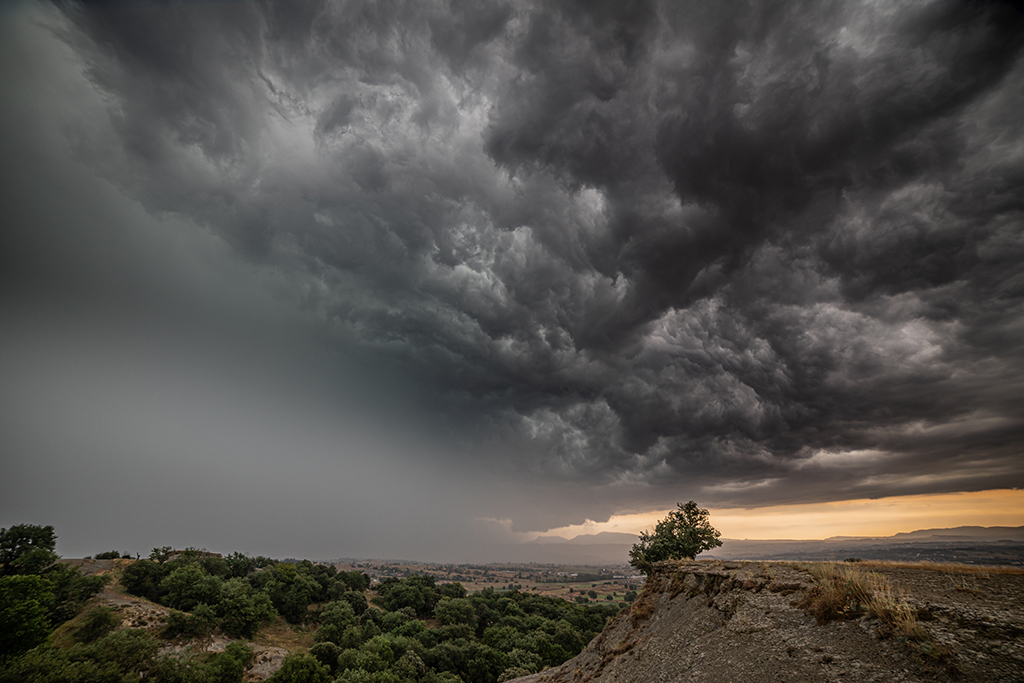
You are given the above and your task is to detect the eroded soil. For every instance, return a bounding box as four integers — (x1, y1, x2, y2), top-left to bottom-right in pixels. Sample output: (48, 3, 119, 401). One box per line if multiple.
(513, 560, 1024, 683)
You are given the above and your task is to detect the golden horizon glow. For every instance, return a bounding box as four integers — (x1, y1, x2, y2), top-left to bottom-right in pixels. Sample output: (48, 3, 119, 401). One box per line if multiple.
(540, 489, 1024, 541)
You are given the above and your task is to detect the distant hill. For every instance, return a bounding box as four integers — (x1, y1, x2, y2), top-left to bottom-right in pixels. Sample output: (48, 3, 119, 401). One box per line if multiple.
(509, 525, 1024, 566)
(890, 526, 1024, 542)
(706, 525, 1024, 565)
(529, 532, 639, 546)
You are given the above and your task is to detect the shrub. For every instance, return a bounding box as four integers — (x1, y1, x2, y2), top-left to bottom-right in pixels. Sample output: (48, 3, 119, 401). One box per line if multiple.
(206, 641, 255, 682)
(0, 575, 53, 658)
(161, 564, 223, 612)
(163, 602, 217, 639)
(342, 590, 369, 616)
(218, 578, 275, 639)
(74, 606, 120, 643)
(499, 666, 531, 682)
(89, 628, 160, 672)
(45, 563, 109, 625)
(433, 597, 475, 627)
(0, 525, 58, 576)
(120, 560, 168, 602)
(267, 652, 332, 683)
(309, 641, 342, 674)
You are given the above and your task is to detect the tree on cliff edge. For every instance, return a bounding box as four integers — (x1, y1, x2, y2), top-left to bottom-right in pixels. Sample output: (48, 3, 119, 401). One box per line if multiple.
(629, 501, 723, 575)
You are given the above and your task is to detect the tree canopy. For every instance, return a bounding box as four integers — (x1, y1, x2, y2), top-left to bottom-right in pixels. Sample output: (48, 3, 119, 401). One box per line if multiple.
(628, 501, 723, 575)
(0, 525, 57, 576)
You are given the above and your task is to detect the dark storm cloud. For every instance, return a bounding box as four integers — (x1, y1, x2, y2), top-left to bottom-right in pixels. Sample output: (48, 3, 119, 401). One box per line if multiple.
(6, 0, 1024, 535)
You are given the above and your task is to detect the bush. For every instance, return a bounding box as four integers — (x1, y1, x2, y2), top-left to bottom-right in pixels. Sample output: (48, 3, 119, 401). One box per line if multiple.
(161, 565, 223, 612)
(432, 597, 475, 627)
(0, 575, 53, 658)
(341, 590, 369, 616)
(309, 641, 342, 675)
(205, 641, 255, 682)
(498, 666, 531, 682)
(44, 563, 109, 624)
(93, 551, 124, 560)
(120, 559, 168, 602)
(74, 606, 120, 643)
(218, 578, 276, 639)
(0, 525, 58, 577)
(89, 628, 160, 672)
(267, 652, 332, 683)
(163, 602, 217, 639)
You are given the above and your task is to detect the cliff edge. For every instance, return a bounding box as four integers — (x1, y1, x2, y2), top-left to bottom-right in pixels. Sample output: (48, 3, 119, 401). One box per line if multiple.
(512, 560, 1024, 683)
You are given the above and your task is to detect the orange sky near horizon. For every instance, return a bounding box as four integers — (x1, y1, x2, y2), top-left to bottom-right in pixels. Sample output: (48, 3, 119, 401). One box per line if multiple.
(542, 489, 1024, 540)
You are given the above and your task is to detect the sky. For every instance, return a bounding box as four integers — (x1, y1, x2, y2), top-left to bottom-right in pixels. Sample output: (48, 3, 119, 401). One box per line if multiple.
(1, 0, 1023, 562)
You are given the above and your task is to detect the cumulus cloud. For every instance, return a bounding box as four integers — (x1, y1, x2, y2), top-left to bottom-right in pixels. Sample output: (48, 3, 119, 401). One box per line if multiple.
(3, 0, 1023, 542)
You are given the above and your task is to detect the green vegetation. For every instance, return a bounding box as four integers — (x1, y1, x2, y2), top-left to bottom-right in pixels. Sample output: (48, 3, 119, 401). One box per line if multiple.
(94, 551, 132, 560)
(0, 524, 108, 660)
(628, 501, 723, 575)
(1, 524, 623, 683)
(0, 631, 256, 683)
(309, 575, 618, 682)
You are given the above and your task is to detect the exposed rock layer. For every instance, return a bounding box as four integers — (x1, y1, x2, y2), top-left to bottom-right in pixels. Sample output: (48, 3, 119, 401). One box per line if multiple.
(513, 560, 1024, 683)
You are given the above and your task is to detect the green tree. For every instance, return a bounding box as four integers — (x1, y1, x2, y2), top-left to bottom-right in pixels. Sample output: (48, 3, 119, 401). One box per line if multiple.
(0, 524, 58, 576)
(120, 559, 167, 602)
(225, 551, 255, 578)
(341, 590, 369, 616)
(44, 562, 109, 624)
(93, 551, 122, 560)
(0, 575, 54, 658)
(628, 501, 723, 575)
(309, 641, 342, 675)
(315, 599, 357, 644)
(205, 641, 255, 682)
(432, 597, 475, 627)
(160, 564, 223, 611)
(219, 578, 276, 638)
(267, 652, 332, 683)
(150, 546, 174, 563)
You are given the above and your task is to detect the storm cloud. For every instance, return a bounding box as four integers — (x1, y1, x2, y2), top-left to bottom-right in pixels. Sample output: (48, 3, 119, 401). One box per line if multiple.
(2, 0, 1023, 555)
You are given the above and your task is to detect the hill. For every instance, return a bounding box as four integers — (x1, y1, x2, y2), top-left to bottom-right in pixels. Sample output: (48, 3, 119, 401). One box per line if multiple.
(510, 525, 1024, 567)
(511, 559, 1024, 683)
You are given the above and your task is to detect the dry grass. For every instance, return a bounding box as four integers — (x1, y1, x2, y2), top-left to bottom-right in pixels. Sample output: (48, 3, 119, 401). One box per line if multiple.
(829, 559, 1022, 575)
(250, 617, 316, 651)
(799, 562, 925, 639)
(800, 562, 960, 672)
(629, 583, 658, 627)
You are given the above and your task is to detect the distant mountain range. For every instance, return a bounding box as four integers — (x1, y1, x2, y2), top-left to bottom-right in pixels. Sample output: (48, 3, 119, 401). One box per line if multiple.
(529, 532, 640, 546)
(511, 526, 1024, 566)
(889, 525, 1024, 541)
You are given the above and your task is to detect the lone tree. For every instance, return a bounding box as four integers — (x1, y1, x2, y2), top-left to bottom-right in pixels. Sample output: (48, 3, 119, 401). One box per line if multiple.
(629, 501, 723, 575)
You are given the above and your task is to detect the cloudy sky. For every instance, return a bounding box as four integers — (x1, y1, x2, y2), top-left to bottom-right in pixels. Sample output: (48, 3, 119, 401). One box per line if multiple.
(2, 0, 1023, 561)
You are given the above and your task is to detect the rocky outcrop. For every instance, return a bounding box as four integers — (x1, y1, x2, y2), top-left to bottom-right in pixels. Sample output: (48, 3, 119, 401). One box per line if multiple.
(513, 560, 1023, 683)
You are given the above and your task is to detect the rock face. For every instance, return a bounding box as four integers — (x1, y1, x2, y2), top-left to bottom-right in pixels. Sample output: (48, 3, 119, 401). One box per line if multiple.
(512, 560, 1024, 683)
